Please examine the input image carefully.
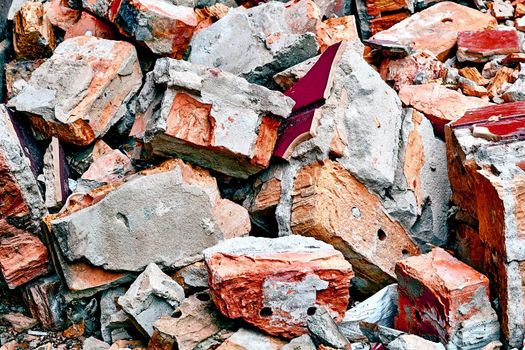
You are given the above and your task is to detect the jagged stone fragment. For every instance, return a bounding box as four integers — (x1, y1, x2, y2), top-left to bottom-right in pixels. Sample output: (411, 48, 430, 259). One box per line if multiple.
(8, 36, 142, 146)
(13, 1, 55, 60)
(342, 284, 398, 328)
(148, 290, 235, 350)
(370, 2, 496, 60)
(46, 0, 80, 31)
(81, 141, 133, 184)
(172, 261, 209, 294)
(83, 337, 110, 350)
(273, 55, 319, 91)
(204, 236, 353, 338)
(100, 287, 128, 344)
(291, 160, 419, 294)
(109, 0, 198, 58)
(388, 334, 446, 350)
(0, 105, 46, 234)
(42, 137, 69, 211)
(50, 159, 250, 272)
(188, 0, 321, 87)
(64, 12, 117, 40)
(307, 307, 350, 349)
(118, 263, 185, 337)
(22, 275, 65, 330)
(132, 58, 294, 179)
(395, 248, 500, 349)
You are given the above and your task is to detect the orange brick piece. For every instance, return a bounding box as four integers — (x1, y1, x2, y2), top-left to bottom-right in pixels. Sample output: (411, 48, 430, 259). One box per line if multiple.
(395, 248, 499, 349)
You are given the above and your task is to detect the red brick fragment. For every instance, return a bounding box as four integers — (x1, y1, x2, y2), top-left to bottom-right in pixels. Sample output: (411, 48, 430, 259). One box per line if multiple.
(457, 29, 520, 62)
(65, 12, 118, 40)
(395, 248, 498, 347)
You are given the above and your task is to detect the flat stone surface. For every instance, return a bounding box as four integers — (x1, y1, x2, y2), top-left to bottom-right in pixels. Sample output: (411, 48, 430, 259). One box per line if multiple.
(51, 159, 250, 272)
(398, 83, 491, 135)
(133, 58, 294, 178)
(214, 328, 287, 350)
(370, 1, 497, 60)
(8, 36, 142, 146)
(42, 137, 69, 212)
(203, 235, 353, 338)
(291, 160, 419, 294)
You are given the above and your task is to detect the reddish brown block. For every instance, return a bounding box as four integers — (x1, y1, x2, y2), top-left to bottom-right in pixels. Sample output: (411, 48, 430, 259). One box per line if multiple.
(0, 224, 49, 289)
(457, 29, 520, 62)
(64, 12, 118, 40)
(203, 236, 353, 338)
(395, 248, 499, 348)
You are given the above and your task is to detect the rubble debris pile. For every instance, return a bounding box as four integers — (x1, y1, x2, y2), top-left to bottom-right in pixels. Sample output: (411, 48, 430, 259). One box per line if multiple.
(2, 0, 525, 348)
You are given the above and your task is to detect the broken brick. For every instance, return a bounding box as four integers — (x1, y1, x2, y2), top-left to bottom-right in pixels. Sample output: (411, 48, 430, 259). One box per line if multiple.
(395, 248, 500, 349)
(133, 58, 294, 179)
(64, 12, 118, 40)
(8, 36, 143, 146)
(457, 29, 520, 62)
(46, 0, 81, 31)
(291, 160, 419, 294)
(370, 2, 497, 60)
(203, 236, 353, 338)
(398, 83, 491, 135)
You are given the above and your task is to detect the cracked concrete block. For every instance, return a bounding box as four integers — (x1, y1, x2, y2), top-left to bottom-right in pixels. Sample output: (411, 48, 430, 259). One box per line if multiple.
(291, 160, 419, 294)
(188, 0, 321, 87)
(132, 58, 294, 179)
(395, 248, 500, 349)
(203, 235, 353, 338)
(50, 159, 250, 272)
(8, 36, 142, 146)
(118, 263, 185, 337)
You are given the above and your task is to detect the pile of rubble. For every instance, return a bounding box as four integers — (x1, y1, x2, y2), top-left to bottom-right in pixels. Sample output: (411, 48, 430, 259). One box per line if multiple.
(0, 0, 524, 348)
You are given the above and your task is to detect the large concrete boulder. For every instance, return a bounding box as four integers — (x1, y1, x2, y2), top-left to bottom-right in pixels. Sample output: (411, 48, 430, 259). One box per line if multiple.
(50, 159, 250, 272)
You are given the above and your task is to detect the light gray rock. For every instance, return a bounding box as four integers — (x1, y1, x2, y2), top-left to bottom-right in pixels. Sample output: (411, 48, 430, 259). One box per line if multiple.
(173, 261, 209, 293)
(274, 41, 402, 236)
(307, 307, 351, 349)
(215, 328, 286, 349)
(51, 159, 250, 272)
(82, 337, 110, 350)
(100, 287, 127, 343)
(281, 335, 317, 350)
(384, 108, 451, 248)
(188, 0, 320, 87)
(133, 58, 294, 179)
(118, 263, 185, 337)
(42, 137, 69, 212)
(342, 284, 398, 328)
(387, 334, 445, 350)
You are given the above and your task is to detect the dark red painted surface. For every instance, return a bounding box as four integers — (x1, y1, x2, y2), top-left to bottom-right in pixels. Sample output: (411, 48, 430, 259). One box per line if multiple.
(452, 101, 525, 128)
(457, 29, 519, 56)
(479, 117, 525, 140)
(284, 42, 341, 112)
(273, 43, 342, 159)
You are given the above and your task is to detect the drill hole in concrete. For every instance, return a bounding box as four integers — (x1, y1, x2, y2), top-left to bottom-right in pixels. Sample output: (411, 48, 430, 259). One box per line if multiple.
(307, 307, 317, 316)
(260, 307, 273, 317)
(172, 309, 183, 318)
(441, 17, 453, 23)
(377, 229, 387, 241)
(402, 249, 410, 258)
(415, 310, 422, 322)
(197, 292, 210, 302)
